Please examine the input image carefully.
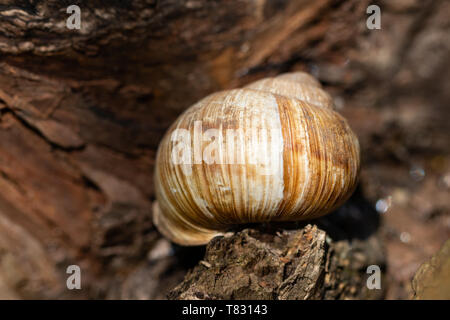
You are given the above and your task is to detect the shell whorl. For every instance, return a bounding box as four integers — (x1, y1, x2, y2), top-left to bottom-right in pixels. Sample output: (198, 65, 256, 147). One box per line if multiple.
(154, 72, 360, 245)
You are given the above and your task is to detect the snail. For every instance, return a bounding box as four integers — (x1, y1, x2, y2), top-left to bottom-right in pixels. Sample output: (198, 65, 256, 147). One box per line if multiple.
(153, 72, 360, 246)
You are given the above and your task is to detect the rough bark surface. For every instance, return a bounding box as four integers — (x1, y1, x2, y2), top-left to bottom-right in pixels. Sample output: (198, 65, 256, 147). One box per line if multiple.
(0, 0, 448, 299)
(169, 224, 385, 300)
(412, 240, 450, 300)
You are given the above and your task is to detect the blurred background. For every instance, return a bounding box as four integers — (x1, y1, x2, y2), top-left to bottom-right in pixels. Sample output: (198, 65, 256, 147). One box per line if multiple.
(0, 0, 448, 299)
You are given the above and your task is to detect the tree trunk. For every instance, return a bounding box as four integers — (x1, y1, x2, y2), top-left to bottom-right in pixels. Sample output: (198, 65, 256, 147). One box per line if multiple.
(169, 224, 385, 300)
(0, 0, 447, 299)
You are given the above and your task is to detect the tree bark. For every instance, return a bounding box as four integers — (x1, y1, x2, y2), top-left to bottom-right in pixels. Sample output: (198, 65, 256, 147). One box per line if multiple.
(412, 240, 450, 300)
(0, 0, 447, 299)
(169, 224, 385, 300)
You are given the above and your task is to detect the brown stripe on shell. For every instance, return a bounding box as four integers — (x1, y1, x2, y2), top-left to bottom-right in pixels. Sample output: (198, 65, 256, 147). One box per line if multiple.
(273, 95, 306, 219)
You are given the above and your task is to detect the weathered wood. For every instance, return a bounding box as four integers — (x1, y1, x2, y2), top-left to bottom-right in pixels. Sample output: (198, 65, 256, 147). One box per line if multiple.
(412, 240, 450, 300)
(0, 0, 448, 299)
(0, 0, 374, 298)
(169, 224, 385, 300)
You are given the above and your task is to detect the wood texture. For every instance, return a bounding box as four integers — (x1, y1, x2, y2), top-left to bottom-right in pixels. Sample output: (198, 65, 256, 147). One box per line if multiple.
(0, 0, 448, 299)
(169, 224, 385, 300)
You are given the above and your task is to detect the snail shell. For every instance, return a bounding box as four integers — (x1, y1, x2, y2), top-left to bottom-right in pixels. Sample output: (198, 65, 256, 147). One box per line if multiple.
(154, 72, 360, 246)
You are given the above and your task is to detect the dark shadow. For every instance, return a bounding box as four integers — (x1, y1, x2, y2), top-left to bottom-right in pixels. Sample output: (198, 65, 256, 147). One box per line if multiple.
(170, 243, 206, 269)
(315, 184, 381, 241)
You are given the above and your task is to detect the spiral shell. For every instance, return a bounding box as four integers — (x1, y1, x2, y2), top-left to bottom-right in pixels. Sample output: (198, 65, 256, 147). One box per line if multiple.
(154, 72, 360, 245)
